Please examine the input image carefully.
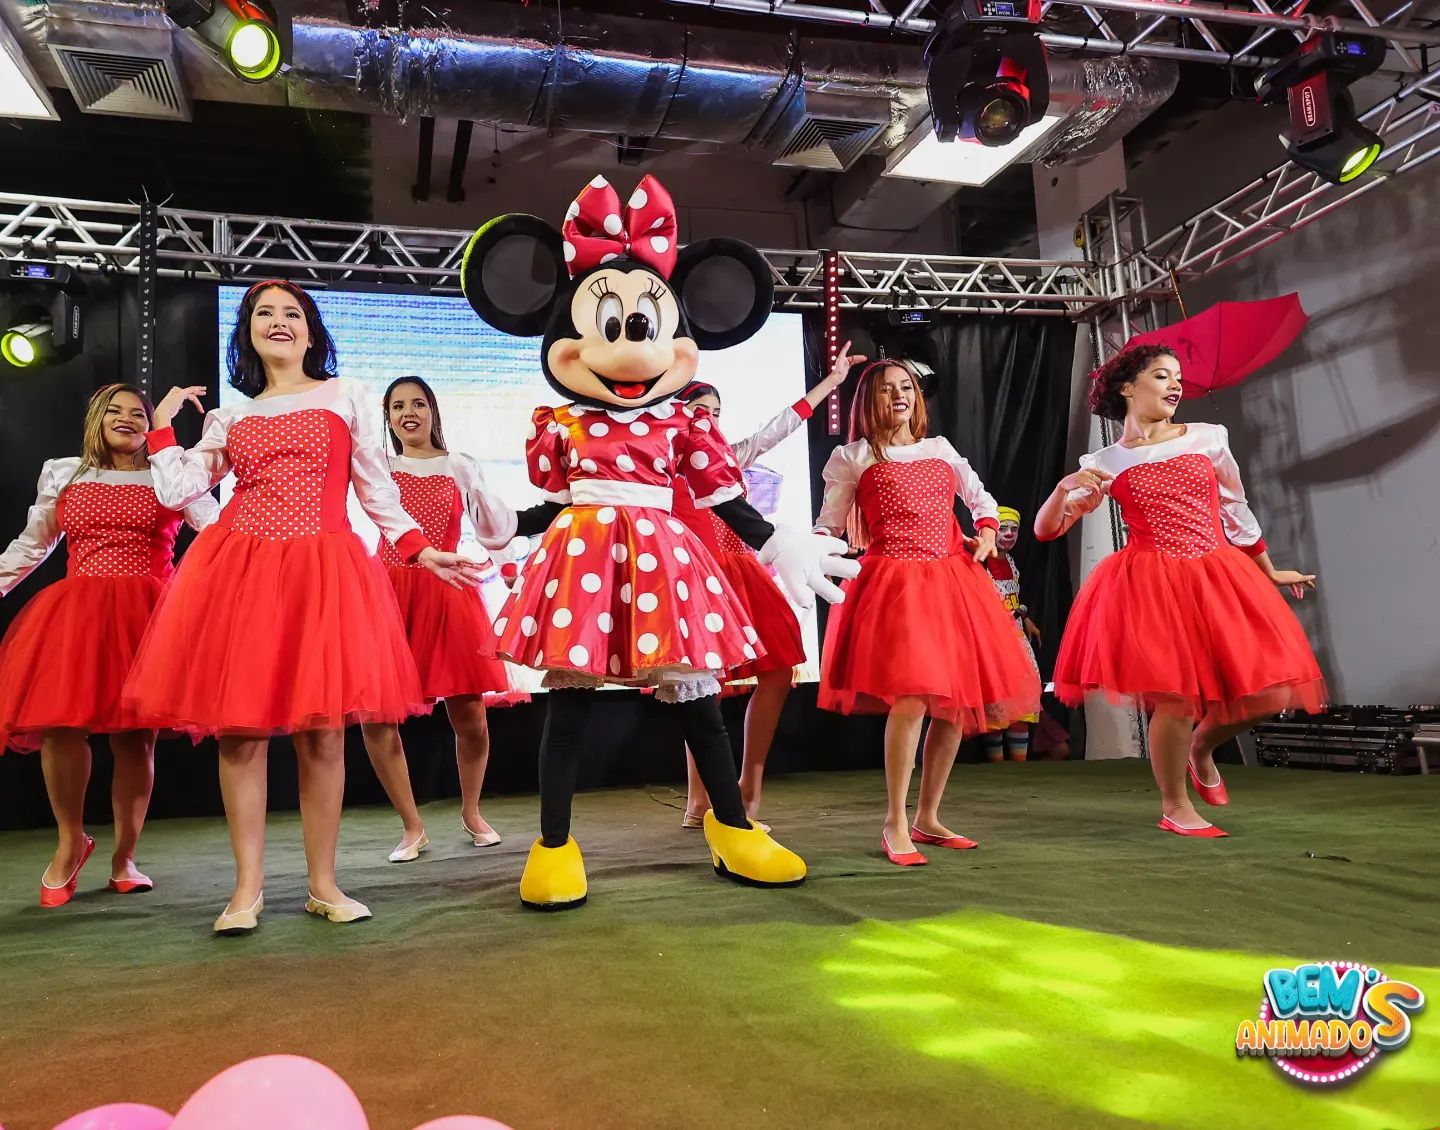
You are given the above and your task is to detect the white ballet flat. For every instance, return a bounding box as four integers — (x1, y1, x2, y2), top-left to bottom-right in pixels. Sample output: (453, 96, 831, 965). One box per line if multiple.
(462, 817, 501, 847)
(388, 831, 430, 863)
(304, 893, 372, 923)
(213, 893, 264, 935)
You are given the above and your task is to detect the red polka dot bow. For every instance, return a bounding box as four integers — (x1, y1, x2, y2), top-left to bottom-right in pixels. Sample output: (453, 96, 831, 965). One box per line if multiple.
(561, 174, 678, 279)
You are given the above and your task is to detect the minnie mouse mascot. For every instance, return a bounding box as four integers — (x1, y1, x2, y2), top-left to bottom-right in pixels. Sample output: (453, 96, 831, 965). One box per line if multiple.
(461, 174, 857, 910)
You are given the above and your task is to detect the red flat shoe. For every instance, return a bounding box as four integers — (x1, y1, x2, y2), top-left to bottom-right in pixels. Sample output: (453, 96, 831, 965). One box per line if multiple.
(910, 826, 979, 850)
(108, 873, 154, 894)
(1188, 761, 1230, 806)
(882, 832, 928, 867)
(39, 834, 96, 908)
(1158, 816, 1228, 839)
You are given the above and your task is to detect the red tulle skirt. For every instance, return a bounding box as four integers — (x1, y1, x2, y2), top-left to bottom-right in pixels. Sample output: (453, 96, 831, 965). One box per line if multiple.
(123, 527, 427, 737)
(1053, 542, 1326, 722)
(715, 551, 804, 683)
(820, 551, 1041, 733)
(386, 565, 523, 705)
(0, 575, 165, 753)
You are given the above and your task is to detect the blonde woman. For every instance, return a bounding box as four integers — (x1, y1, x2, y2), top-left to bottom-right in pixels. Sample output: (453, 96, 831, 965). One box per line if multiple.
(0, 384, 217, 906)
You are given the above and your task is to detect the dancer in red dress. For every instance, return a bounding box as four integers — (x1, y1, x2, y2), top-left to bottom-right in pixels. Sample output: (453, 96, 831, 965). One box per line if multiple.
(460, 172, 856, 909)
(0, 384, 216, 906)
(816, 360, 1041, 866)
(1035, 343, 1325, 837)
(673, 345, 862, 828)
(361, 376, 525, 862)
(127, 282, 480, 933)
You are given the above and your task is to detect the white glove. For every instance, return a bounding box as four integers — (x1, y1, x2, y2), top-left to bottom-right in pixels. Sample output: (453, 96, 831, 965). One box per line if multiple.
(757, 525, 860, 609)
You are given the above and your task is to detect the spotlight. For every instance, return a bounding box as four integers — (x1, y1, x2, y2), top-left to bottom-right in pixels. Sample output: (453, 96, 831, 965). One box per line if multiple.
(166, 0, 284, 83)
(1, 261, 85, 370)
(924, 0, 1049, 148)
(1256, 33, 1386, 185)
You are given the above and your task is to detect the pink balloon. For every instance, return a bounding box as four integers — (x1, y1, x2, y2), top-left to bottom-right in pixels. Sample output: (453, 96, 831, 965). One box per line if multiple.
(411, 1121, 514, 1130)
(53, 1105, 172, 1130)
(170, 1056, 367, 1130)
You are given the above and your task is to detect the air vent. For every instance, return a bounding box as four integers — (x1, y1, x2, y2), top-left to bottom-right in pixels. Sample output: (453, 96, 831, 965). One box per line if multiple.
(49, 45, 190, 121)
(768, 90, 892, 172)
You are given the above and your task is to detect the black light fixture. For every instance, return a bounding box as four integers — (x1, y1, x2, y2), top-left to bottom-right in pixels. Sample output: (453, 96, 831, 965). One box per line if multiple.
(924, 0, 1049, 147)
(166, 0, 285, 83)
(1, 261, 85, 370)
(1256, 33, 1386, 185)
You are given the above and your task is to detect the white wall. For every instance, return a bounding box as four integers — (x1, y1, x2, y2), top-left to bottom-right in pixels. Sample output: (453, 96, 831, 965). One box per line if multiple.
(1127, 115, 1440, 706)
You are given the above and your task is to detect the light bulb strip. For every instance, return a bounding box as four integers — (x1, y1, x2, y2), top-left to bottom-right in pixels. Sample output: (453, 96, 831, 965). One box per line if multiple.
(823, 249, 842, 436)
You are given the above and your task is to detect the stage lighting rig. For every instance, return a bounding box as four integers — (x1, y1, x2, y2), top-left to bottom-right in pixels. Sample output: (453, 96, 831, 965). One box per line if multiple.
(1255, 33, 1387, 185)
(924, 0, 1049, 147)
(1, 261, 85, 370)
(166, 0, 285, 84)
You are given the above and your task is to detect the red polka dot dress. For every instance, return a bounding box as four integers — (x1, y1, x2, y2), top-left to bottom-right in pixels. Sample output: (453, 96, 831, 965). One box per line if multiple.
(0, 461, 217, 752)
(1053, 422, 1325, 722)
(379, 451, 525, 705)
(671, 400, 809, 688)
(816, 438, 1041, 733)
(493, 400, 761, 694)
(122, 379, 431, 737)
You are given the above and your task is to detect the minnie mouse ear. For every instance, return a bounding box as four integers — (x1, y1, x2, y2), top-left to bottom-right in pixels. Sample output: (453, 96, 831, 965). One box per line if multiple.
(460, 215, 566, 338)
(670, 238, 774, 351)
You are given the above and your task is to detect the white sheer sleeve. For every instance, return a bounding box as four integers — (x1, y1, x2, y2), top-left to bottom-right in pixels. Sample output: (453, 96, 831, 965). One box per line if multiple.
(936, 439, 999, 528)
(343, 380, 428, 557)
(814, 444, 862, 535)
(180, 491, 220, 532)
(1211, 424, 1265, 553)
(0, 458, 71, 597)
(452, 452, 519, 550)
(732, 403, 807, 470)
(1063, 452, 1110, 519)
(146, 411, 232, 510)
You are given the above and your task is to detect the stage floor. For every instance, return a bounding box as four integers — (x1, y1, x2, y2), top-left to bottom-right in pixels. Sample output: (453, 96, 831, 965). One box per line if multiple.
(1, 761, 1436, 1130)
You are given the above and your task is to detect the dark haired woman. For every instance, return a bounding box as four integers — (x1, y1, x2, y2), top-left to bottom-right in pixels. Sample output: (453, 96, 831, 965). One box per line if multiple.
(0, 384, 216, 905)
(361, 376, 524, 862)
(125, 281, 481, 932)
(672, 347, 860, 828)
(816, 360, 1040, 866)
(1035, 344, 1324, 837)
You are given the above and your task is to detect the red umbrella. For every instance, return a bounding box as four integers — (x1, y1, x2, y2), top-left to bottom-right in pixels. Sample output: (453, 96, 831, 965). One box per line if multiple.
(1123, 293, 1310, 398)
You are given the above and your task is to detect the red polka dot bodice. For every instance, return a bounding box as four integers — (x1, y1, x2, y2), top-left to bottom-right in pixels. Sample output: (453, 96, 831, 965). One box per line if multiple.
(527, 403, 741, 503)
(57, 480, 185, 580)
(1111, 453, 1225, 559)
(672, 475, 755, 559)
(220, 409, 352, 541)
(380, 472, 462, 567)
(856, 459, 961, 560)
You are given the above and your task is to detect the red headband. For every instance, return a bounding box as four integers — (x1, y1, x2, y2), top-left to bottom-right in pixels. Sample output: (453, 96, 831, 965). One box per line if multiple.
(561, 174, 679, 279)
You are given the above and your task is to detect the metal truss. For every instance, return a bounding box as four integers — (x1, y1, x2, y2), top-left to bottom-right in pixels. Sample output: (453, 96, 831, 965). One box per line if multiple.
(0, 195, 1111, 317)
(1125, 60, 1440, 295)
(667, 0, 1440, 71)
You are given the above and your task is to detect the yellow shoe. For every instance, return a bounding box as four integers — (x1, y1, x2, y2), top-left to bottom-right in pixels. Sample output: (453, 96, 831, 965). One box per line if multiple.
(519, 836, 588, 910)
(702, 810, 807, 888)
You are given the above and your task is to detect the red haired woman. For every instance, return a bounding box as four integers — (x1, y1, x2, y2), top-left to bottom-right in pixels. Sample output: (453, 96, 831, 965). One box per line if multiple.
(816, 360, 1040, 865)
(0, 384, 216, 905)
(129, 281, 480, 933)
(1035, 344, 1324, 837)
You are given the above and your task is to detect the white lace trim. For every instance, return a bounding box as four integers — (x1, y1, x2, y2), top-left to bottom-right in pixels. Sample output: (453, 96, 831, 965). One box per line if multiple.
(569, 400, 680, 423)
(539, 668, 721, 701)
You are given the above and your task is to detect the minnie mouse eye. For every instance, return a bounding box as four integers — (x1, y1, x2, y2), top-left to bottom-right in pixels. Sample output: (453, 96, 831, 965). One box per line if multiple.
(598, 293, 624, 342)
(636, 293, 660, 338)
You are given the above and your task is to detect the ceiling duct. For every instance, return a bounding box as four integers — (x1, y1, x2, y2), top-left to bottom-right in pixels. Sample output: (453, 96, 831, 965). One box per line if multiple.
(8, 0, 1176, 164)
(42, 0, 190, 119)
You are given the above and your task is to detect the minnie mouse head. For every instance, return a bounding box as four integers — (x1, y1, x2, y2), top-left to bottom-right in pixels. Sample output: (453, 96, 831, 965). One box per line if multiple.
(460, 174, 773, 410)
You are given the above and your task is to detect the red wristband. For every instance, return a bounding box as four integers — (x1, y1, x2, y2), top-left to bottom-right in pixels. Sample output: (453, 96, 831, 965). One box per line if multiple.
(792, 398, 814, 421)
(976, 517, 1000, 532)
(146, 426, 178, 451)
(395, 529, 432, 562)
(1238, 537, 1267, 559)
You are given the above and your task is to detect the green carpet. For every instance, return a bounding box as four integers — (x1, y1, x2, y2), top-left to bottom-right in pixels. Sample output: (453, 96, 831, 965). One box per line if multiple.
(1, 761, 1437, 1130)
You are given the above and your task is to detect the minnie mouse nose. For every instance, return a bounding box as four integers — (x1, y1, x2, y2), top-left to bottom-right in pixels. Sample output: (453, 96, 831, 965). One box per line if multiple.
(624, 312, 655, 342)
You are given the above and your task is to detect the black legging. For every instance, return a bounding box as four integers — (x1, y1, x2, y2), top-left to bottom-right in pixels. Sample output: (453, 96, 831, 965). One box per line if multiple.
(539, 687, 749, 846)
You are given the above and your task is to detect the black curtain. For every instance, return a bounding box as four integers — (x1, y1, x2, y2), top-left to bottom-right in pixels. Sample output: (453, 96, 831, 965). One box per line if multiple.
(803, 312, 1082, 754)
